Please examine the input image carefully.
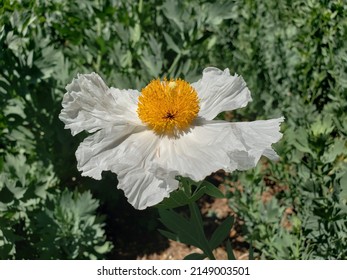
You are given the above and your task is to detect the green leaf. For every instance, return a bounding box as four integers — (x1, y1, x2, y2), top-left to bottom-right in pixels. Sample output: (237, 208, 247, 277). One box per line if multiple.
(188, 203, 215, 260)
(189, 186, 207, 202)
(158, 229, 179, 241)
(157, 178, 212, 209)
(286, 127, 313, 155)
(226, 239, 236, 260)
(249, 240, 254, 260)
(203, 181, 225, 198)
(140, 47, 162, 78)
(158, 208, 202, 248)
(94, 242, 112, 254)
(158, 205, 215, 259)
(157, 189, 190, 209)
(163, 31, 181, 54)
(6, 182, 26, 200)
(340, 172, 347, 201)
(321, 139, 346, 164)
(310, 116, 334, 136)
(209, 216, 234, 249)
(203, 2, 235, 25)
(188, 202, 204, 231)
(183, 253, 206, 260)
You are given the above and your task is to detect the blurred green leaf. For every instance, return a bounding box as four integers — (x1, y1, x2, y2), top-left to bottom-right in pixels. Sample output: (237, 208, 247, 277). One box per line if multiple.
(203, 181, 225, 199)
(183, 252, 206, 260)
(163, 31, 181, 54)
(226, 239, 236, 260)
(209, 216, 234, 249)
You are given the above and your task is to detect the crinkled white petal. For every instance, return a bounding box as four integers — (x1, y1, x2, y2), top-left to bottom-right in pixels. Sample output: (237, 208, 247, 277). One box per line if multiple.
(226, 117, 285, 170)
(109, 87, 143, 126)
(117, 168, 178, 210)
(154, 120, 240, 182)
(114, 130, 180, 209)
(75, 125, 143, 179)
(75, 116, 283, 209)
(192, 67, 252, 120)
(76, 126, 178, 209)
(152, 117, 284, 181)
(59, 73, 141, 136)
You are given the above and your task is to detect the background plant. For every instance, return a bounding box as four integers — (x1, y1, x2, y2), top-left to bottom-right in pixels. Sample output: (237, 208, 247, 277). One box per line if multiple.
(222, 0, 347, 259)
(1, 0, 346, 259)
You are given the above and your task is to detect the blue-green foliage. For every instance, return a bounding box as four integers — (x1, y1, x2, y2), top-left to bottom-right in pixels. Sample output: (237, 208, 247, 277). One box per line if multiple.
(224, 0, 347, 259)
(0, 151, 112, 259)
(1, 0, 346, 259)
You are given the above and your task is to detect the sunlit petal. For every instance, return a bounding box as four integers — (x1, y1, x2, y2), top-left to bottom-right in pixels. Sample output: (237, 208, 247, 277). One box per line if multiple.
(117, 168, 178, 210)
(192, 67, 252, 120)
(75, 125, 143, 179)
(227, 117, 285, 170)
(59, 73, 141, 136)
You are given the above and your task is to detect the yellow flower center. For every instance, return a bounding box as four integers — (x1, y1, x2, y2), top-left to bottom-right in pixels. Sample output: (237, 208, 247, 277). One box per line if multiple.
(137, 78, 200, 136)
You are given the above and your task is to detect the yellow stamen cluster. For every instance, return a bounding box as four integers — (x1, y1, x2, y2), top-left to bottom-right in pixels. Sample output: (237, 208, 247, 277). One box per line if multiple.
(137, 78, 200, 136)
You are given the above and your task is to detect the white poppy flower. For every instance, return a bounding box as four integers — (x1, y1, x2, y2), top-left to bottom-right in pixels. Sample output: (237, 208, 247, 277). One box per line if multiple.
(59, 67, 284, 210)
